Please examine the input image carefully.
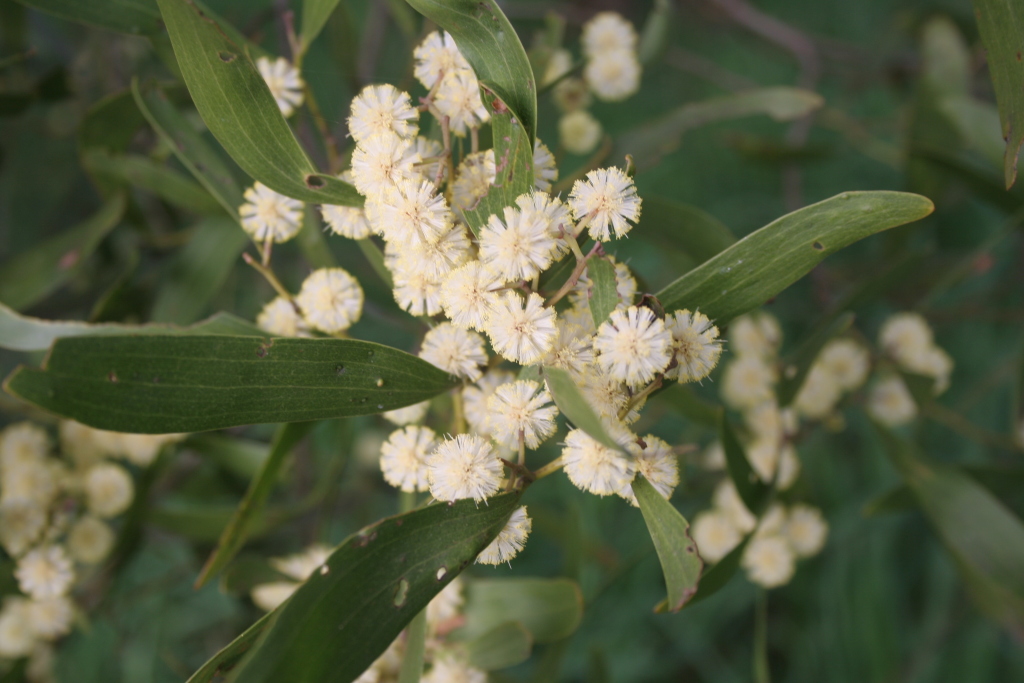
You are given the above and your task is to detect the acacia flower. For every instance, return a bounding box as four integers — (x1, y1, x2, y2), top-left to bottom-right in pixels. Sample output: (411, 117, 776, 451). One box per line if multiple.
(479, 206, 558, 281)
(419, 323, 488, 381)
(476, 506, 532, 565)
(413, 30, 472, 89)
(784, 504, 828, 558)
(585, 51, 641, 102)
(256, 297, 311, 337)
(296, 268, 364, 333)
(15, 546, 74, 599)
(515, 191, 577, 258)
(435, 69, 490, 136)
(542, 320, 595, 379)
(691, 510, 741, 563)
(392, 271, 443, 317)
(664, 309, 722, 383)
(348, 84, 419, 142)
(380, 426, 437, 493)
(426, 434, 503, 503)
(486, 380, 559, 450)
(67, 516, 114, 565)
(533, 139, 559, 192)
(84, 462, 133, 518)
(463, 370, 516, 435)
(581, 11, 638, 56)
(562, 427, 635, 496)
(619, 435, 679, 506)
(452, 151, 495, 212)
(321, 205, 372, 239)
(867, 374, 917, 427)
(350, 132, 420, 198)
(559, 110, 602, 155)
(376, 178, 452, 245)
(485, 292, 558, 366)
(256, 56, 304, 117)
(742, 535, 796, 588)
(593, 306, 673, 387)
(439, 261, 502, 331)
(568, 167, 641, 241)
(239, 182, 303, 243)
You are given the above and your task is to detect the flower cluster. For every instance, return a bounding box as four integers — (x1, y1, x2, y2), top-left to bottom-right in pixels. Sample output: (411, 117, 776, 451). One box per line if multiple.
(542, 11, 643, 154)
(0, 421, 183, 677)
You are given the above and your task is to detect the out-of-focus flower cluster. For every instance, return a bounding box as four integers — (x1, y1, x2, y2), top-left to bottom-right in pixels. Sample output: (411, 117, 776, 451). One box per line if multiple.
(0, 421, 183, 679)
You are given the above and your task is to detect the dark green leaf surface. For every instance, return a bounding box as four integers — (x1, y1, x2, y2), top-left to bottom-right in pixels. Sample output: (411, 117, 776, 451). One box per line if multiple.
(634, 476, 703, 612)
(776, 312, 855, 407)
(684, 535, 752, 608)
(0, 304, 259, 352)
(397, 610, 428, 683)
(462, 94, 535, 233)
(0, 193, 125, 311)
(588, 257, 619, 328)
(185, 433, 269, 480)
(875, 424, 1024, 630)
(463, 621, 533, 670)
(656, 192, 935, 323)
(16, 0, 160, 35)
(720, 410, 773, 515)
(224, 493, 522, 683)
(641, 195, 735, 265)
(403, 0, 537, 144)
(186, 612, 275, 683)
(973, 0, 1024, 187)
(4, 335, 459, 433)
(133, 80, 247, 220)
(616, 87, 823, 170)
(460, 577, 583, 642)
(81, 149, 224, 214)
(197, 422, 314, 587)
(156, 0, 361, 205)
(543, 366, 624, 451)
(299, 0, 342, 53)
(150, 218, 249, 324)
(78, 89, 147, 154)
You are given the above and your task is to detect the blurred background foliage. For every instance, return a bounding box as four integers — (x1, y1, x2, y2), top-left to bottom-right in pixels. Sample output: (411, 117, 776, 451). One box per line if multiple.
(1, 0, 1024, 681)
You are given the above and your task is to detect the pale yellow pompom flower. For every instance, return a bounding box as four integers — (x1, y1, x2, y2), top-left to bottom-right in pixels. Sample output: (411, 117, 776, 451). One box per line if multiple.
(664, 309, 723, 383)
(486, 380, 559, 450)
(382, 401, 429, 426)
(67, 515, 115, 565)
(426, 434, 503, 503)
(376, 178, 452, 246)
(559, 109, 602, 155)
(15, 545, 74, 599)
(742, 535, 796, 588)
(581, 11, 638, 56)
(594, 306, 673, 388)
(729, 313, 782, 358)
(296, 267, 364, 333)
(577, 362, 640, 424)
(451, 150, 495, 212)
(568, 167, 641, 241)
(867, 374, 917, 427)
(271, 544, 332, 581)
(463, 370, 516, 435)
(256, 56, 304, 118)
(485, 292, 558, 366)
(720, 355, 777, 410)
(419, 323, 488, 381)
(251, 582, 298, 612)
(391, 270, 443, 317)
(818, 338, 870, 391)
(543, 320, 595, 380)
(879, 312, 933, 366)
(380, 425, 436, 493)
(0, 501, 46, 557)
(0, 598, 34, 659)
(533, 138, 559, 192)
(321, 204, 372, 239)
(478, 205, 558, 281)
(793, 363, 843, 420)
(257, 296, 311, 338)
(553, 77, 593, 113)
(350, 132, 421, 198)
(784, 504, 828, 558)
(391, 223, 470, 280)
(476, 506, 532, 565)
(1, 460, 58, 507)
(84, 462, 133, 518)
(26, 596, 73, 640)
(0, 422, 49, 471)
(435, 69, 490, 136)
(118, 432, 184, 467)
(413, 30, 472, 89)
(692, 509, 742, 563)
(239, 182, 303, 243)
(620, 436, 679, 506)
(439, 261, 502, 331)
(713, 479, 756, 533)
(585, 50, 641, 102)
(348, 84, 419, 142)
(561, 427, 635, 497)
(516, 191, 577, 258)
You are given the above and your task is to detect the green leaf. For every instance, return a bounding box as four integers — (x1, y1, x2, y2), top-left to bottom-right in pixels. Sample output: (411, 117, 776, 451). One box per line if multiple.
(641, 195, 735, 265)
(403, 0, 537, 145)
(0, 303, 259, 352)
(0, 193, 125, 311)
(542, 366, 623, 451)
(462, 94, 535, 234)
(638, 0, 673, 66)
(720, 410, 773, 515)
(16, 0, 161, 35)
(81, 149, 224, 214)
(196, 422, 314, 587)
(862, 485, 916, 517)
(358, 238, 394, 289)
(587, 257, 618, 328)
(133, 80, 246, 221)
(155, 0, 361, 205)
(972, 0, 1024, 187)
(684, 535, 752, 608)
(299, 0, 342, 54)
(222, 492, 522, 683)
(297, 205, 337, 269)
(186, 611, 275, 683)
(4, 335, 459, 432)
(615, 87, 824, 170)
(874, 424, 1024, 629)
(899, 371, 937, 409)
(147, 498, 284, 541)
(462, 621, 533, 671)
(460, 577, 583, 643)
(656, 192, 935, 323)
(776, 312, 855, 407)
(397, 610, 427, 683)
(939, 96, 1005, 169)
(184, 433, 269, 480)
(634, 475, 703, 613)
(78, 89, 147, 154)
(150, 218, 249, 324)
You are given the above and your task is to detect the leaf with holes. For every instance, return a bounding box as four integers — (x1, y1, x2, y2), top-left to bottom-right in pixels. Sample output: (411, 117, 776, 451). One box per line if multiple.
(220, 492, 522, 683)
(656, 192, 934, 323)
(3, 336, 459, 432)
(156, 0, 361, 205)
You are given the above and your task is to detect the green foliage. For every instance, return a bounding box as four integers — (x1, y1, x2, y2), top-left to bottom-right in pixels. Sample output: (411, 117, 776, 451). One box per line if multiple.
(4, 336, 459, 432)
(15, 0, 161, 35)
(634, 475, 704, 612)
(543, 366, 625, 451)
(587, 257, 619, 328)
